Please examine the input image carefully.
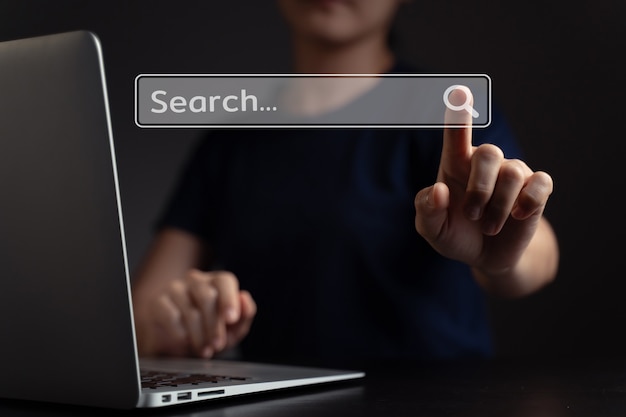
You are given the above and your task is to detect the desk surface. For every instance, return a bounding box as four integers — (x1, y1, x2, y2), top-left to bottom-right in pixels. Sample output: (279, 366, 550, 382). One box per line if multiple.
(2, 356, 626, 417)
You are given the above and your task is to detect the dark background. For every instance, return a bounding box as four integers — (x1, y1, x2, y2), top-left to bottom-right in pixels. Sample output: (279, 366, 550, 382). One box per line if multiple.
(1, 0, 624, 359)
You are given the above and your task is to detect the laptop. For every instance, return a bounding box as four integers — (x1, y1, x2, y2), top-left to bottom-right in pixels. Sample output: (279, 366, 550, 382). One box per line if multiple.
(0, 30, 364, 409)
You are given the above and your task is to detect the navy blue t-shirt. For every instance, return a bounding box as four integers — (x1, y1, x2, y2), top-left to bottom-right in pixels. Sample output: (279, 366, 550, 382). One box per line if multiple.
(157, 65, 522, 367)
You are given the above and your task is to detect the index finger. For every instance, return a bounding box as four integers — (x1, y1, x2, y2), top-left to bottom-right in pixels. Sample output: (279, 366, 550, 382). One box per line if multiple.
(439, 86, 475, 182)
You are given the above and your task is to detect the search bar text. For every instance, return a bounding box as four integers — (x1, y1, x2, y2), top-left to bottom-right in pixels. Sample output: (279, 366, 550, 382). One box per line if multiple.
(135, 74, 491, 128)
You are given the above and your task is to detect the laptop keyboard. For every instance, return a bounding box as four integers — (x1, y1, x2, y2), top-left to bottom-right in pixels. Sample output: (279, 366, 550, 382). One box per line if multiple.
(141, 370, 250, 389)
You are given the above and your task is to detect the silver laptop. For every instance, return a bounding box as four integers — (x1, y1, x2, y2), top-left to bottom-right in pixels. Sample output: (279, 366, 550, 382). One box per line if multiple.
(0, 30, 364, 409)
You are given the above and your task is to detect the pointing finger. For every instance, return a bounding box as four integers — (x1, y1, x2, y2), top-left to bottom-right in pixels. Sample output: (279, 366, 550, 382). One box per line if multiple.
(439, 86, 475, 182)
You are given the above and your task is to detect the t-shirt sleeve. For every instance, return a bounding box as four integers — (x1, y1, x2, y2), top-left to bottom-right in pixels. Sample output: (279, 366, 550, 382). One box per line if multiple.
(155, 134, 216, 241)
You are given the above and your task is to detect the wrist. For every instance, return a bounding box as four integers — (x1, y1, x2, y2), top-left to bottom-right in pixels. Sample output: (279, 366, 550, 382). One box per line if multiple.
(471, 264, 529, 298)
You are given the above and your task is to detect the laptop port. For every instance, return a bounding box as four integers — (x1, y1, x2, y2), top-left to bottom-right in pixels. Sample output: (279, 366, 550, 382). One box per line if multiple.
(198, 389, 225, 397)
(161, 394, 171, 403)
(177, 392, 192, 401)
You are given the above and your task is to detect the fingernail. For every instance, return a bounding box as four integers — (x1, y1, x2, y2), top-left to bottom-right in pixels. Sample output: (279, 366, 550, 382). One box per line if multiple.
(511, 204, 524, 219)
(466, 205, 481, 221)
(202, 346, 214, 358)
(482, 221, 499, 236)
(427, 186, 434, 207)
(225, 307, 239, 323)
(213, 336, 224, 351)
(423, 185, 435, 209)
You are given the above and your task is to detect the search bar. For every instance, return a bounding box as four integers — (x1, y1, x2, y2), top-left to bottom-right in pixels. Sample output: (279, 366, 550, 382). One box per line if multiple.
(135, 74, 491, 128)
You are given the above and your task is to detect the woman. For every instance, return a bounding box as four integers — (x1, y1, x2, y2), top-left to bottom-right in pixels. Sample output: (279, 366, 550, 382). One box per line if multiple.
(131, 0, 558, 367)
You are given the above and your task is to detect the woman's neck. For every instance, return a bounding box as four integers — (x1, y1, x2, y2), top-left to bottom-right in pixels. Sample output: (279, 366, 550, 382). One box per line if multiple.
(291, 34, 395, 74)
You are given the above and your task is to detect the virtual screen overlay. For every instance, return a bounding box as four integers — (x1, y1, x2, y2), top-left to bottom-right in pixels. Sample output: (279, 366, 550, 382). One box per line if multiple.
(136, 74, 490, 128)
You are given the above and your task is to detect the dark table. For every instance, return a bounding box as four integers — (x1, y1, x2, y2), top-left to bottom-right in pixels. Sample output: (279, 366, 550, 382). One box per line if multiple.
(2, 356, 626, 417)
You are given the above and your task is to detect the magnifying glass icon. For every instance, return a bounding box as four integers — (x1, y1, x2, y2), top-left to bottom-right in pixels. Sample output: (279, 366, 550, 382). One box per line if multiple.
(443, 85, 479, 118)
